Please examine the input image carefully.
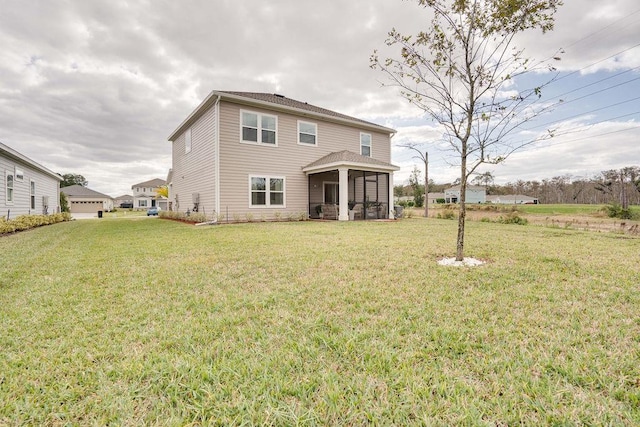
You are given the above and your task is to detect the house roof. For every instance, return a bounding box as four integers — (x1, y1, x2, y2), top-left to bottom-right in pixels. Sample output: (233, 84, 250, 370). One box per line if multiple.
(302, 150, 400, 174)
(131, 178, 165, 189)
(0, 141, 62, 181)
(114, 194, 133, 200)
(61, 185, 112, 199)
(486, 194, 537, 201)
(168, 91, 397, 141)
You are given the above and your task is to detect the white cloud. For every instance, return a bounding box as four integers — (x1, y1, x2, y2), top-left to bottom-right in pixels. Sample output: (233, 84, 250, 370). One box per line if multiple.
(0, 0, 638, 196)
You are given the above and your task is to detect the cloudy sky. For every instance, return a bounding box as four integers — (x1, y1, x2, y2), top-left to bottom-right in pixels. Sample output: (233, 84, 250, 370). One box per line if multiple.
(1, 0, 639, 196)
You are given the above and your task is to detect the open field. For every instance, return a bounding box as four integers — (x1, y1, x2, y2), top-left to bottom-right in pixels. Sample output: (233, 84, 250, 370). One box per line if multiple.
(418, 204, 640, 235)
(1, 217, 639, 425)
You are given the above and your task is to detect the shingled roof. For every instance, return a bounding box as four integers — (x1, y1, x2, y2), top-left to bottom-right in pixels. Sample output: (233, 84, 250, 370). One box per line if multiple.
(61, 185, 112, 199)
(132, 178, 166, 189)
(303, 150, 399, 173)
(168, 91, 396, 141)
(218, 92, 389, 129)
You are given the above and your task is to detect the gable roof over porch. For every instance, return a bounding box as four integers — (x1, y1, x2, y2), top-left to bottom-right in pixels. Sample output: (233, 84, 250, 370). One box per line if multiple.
(302, 150, 400, 174)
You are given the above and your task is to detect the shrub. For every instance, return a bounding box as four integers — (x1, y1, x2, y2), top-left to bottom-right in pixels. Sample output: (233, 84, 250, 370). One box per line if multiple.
(603, 203, 635, 220)
(498, 212, 528, 225)
(437, 210, 456, 220)
(0, 213, 71, 235)
(406, 201, 415, 207)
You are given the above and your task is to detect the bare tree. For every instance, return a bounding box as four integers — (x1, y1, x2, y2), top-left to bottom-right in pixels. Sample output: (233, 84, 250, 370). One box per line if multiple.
(401, 144, 429, 217)
(372, 0, 562, 261)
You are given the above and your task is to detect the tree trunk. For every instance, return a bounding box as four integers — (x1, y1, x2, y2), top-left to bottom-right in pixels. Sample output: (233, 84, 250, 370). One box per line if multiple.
(456, 156, 467, 261)
(424, 152, 429, 218)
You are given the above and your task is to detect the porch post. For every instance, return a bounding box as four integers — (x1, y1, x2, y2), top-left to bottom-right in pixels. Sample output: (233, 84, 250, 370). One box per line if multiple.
(338, 167, 349, 221)
(388, 172, 395, 218)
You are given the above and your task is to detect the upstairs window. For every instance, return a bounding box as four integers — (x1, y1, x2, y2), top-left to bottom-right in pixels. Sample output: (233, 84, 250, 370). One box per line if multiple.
(242, 111, 277, 146)
(360, 133, 371, 157)
(5, 171, 14, 203)
(185, 127, 192, 154)
(298, 121, 317, 145)
(15, 167, 24, 181)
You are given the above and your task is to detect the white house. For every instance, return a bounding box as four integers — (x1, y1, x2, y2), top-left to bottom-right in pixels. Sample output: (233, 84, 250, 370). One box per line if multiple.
(486, 194, 538, 204)
(444, 185, 486, 204)
(1, 141, 62, 219)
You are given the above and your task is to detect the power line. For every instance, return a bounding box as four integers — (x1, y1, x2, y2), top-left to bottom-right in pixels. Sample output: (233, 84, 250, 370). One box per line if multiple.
(563, 8, 640, 50)
(525, 96, 640, 130)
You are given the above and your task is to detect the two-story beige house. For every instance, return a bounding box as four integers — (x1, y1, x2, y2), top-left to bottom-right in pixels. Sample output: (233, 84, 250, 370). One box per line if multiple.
(168, 91, 399, 221)
(131, 178, 166, 210)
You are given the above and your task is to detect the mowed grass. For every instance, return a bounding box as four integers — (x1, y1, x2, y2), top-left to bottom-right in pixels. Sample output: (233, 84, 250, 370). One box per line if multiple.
(515, 203, 639, 216)
(1, 217, 639, 425)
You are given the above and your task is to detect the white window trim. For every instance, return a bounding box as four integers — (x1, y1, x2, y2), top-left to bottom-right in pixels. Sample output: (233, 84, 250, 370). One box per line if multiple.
(248, 175, 286, 208)
(240, 109, 278, 147)
(30, 180, 36, 210)
(15, 167, 24, 182)
(5, 170, 14, 204)
(360, 132, 372, 157)
(297, 120, 318, 146)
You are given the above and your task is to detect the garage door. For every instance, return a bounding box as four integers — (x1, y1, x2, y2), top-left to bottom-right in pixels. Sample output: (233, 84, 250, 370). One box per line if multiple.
(70, 201, 103, 213)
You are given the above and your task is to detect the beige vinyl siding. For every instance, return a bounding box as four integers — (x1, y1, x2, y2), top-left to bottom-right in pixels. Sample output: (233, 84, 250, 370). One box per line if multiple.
(217, 101, 392, 220)
(171, 105, 217, 215)
(1, 155, 60, 217)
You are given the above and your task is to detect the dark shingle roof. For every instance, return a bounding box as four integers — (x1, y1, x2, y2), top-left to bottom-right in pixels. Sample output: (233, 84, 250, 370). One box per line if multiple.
(303, 150, 399, 171)
(132, 178, 166, 189)
(218, 92, 391, 130)
(168, 91, 396, 141)
(61, 185, 112, 199)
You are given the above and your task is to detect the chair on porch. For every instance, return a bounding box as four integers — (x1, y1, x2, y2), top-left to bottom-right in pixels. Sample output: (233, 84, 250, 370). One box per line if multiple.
(322, 204, 339, 220)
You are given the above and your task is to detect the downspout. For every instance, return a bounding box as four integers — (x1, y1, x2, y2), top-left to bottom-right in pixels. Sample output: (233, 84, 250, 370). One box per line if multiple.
(214, 95, 221, 218)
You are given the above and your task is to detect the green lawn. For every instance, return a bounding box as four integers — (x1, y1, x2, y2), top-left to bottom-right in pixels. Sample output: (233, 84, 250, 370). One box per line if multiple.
(1, 217, 639, 425)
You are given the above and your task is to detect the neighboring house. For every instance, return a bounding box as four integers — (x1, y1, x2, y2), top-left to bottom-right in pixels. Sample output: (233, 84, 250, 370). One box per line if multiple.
(1, 141, 62, 218)
(131, 178, 166, 210)
(444, 185, 486, 204)
(167, 91, 399, 221)
(62, 185, 114, 214)
(427, 192, 445, 204)
(114, 194, 133, 208)
(487, 194, 539, 204)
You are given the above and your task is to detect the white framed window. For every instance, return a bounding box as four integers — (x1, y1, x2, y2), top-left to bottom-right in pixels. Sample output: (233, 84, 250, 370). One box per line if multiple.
(139, 199, 148, 207)
(241, 110, 277, 146)
(185, 127, 192, 154)
(5, 171, 14, 203)
(249, 176, 285, 207)
(360, 133, 372, 157)
(30, 180, 36, 210)
(298, 121, 317, 146)
(15, 167, 24, 181)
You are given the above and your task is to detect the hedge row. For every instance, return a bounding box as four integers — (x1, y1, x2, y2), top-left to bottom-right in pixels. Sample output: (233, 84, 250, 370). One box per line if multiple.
(0, 213, 72, 235)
